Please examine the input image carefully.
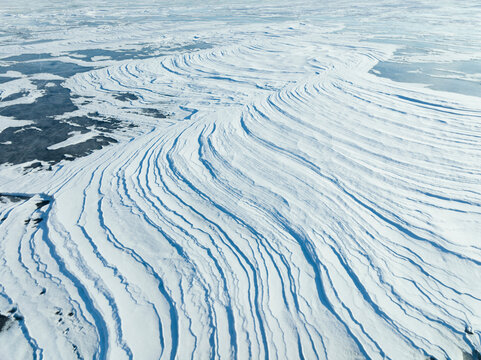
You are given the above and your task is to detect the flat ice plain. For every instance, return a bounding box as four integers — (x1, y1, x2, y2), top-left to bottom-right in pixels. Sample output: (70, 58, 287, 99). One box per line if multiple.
(1, 1, 481, 359)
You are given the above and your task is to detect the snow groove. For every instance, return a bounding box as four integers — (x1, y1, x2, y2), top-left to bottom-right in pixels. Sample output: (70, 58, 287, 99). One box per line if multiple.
(1, 2, 481, 359)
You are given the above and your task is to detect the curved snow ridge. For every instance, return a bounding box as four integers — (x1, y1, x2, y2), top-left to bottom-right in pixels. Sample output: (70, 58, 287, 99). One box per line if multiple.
(1, 22, 481, 360)
(66, 25, 391, 116)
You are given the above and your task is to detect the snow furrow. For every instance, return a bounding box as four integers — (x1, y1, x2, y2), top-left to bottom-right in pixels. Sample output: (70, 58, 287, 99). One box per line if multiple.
(1, 1, 481, 359)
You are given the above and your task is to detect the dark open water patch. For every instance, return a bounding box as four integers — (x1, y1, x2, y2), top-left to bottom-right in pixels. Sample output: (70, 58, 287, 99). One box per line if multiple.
(0, 76, 16, 84)
(114, 92, 139, 101)
(1, 53, 53, 62)
(0, 193, 31, 203)
(0, 46, 182, 168)
(0, 78, 122, 166)
(1, 79, 78, 120)
(2, 91, 28, 102)
(0, 126, 118, 166)
(0, 314, 9, 332)
(68, 42, 211, 62)
(0, 60, 92, 78)
(142, 108, 167, 118)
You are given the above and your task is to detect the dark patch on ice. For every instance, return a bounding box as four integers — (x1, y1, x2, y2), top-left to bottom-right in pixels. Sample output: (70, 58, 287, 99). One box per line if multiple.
(114, 92, 138, 101)
(0, 60, 124, 167)
(68, 46, 170, 62)
(0, 49, 174, 168)
(172, 42, 212, 52)
(0, 79, 121, 166)
(0, 76, 16, 84)
(0, 314, 9, 332)
(1, 53, 53, 62)
(1, 91, 28, 102)
(36, 200, 50, 209)
(142, 108, 167, 118)
(0, 60, 92, 78)
(21, 39, 62, 46)
(24, 162, 43, 170)
(464, 350, 481, 360)
(0, 80, 77, 120)
(40, 288, 46, 295)
(69, 48, 147, 62)
(0, 193, 31, 203)
(68, 42, 211, 62)
(0, 130, 118, 166)
(0, 311, 24, 332)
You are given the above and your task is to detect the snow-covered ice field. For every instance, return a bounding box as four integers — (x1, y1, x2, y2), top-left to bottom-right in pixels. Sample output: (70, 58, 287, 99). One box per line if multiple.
(1, 1, 481, 359)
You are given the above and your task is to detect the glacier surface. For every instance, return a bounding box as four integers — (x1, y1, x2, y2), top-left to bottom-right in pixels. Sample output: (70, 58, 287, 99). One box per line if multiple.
(1, 1, 481, 359)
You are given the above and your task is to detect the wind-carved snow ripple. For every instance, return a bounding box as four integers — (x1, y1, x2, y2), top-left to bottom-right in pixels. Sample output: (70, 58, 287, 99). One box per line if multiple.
(2, 25, 481, 359)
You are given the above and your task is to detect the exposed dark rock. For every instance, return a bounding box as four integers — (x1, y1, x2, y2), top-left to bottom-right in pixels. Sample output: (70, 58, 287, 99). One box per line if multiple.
(36, 200, 50, 209)
(0, 314, 9, 332)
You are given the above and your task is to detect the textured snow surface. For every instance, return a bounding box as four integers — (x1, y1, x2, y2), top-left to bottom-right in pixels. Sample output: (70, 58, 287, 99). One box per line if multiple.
(1, 1, 481, 359)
